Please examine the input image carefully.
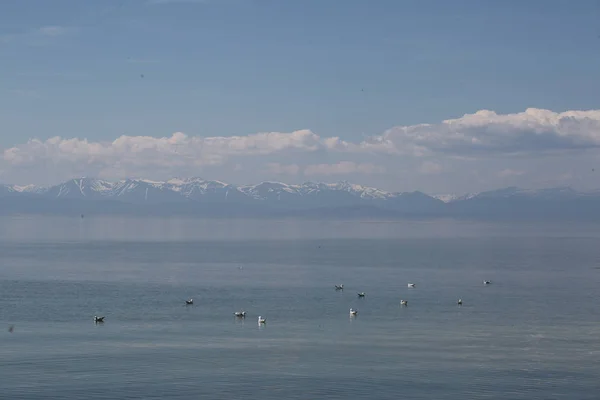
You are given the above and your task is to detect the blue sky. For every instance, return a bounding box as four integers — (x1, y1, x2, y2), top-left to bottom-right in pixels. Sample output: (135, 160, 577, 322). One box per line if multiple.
(1, 0, 600, 193)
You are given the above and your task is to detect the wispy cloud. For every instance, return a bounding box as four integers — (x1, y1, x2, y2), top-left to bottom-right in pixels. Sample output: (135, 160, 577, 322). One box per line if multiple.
(418, 161, 442, 175)
(147, 0, 212, 4)
(146, 0, 243, 5)
(37, 26, 70, 37)
(557, 172, 573, 181)
(304, 162, 386, 176)
(264, 163, 300, 175)
(126, 58, 160, 64)
(0, 25, 73, 46)
(15, 71, 90, 80)
(497, 169, 525, 178)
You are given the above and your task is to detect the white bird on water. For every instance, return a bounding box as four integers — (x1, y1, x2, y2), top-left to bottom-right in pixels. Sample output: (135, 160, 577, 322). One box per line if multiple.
(457, 298, 463, 305)
(349, 308, 358, 316)
(258, 316, 266, 324)
(407, 283, 416, 288)
(400, 300, 408, 306)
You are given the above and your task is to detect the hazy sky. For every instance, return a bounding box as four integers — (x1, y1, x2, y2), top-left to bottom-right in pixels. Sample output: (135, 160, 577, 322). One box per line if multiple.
(1, 0, 599, 194)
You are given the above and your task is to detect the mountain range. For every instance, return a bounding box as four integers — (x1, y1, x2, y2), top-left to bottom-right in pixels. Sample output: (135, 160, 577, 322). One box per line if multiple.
(1, 177, 599, 220)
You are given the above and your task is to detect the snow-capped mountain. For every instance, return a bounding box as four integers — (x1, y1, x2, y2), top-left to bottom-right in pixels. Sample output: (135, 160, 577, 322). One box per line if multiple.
(9, 177, 411, 205)
(25, 177, 238, 203)
(42, 178, 115, 199)
(0, 177, 599, 219)
(0, 183, 42, 195)
(0, 177, 450, 214)
(433, 193, 477, 203)
(434, 187, 586, 203)
(468, 186, 581, 200)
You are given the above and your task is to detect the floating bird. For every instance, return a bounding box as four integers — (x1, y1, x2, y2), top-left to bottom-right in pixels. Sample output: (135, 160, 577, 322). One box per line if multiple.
(349, 308, 358, 316)
(94, 316, 105, 323)
(234, 311, 246, 318)
(357, 292, 365, 298)
(457, 298, 463, 305)
(483, 280, 491, 285)
(258, 316, 266, 324)
(8, 325, 14, 333)
(335, 284, 344, 291)
(400, 300, 408, 306)
(407, 283, 416, 288)
(185, 299, 193, 305)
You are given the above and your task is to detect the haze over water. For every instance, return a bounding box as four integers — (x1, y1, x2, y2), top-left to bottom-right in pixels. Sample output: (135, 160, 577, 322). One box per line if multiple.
(1, 216, 599, 399)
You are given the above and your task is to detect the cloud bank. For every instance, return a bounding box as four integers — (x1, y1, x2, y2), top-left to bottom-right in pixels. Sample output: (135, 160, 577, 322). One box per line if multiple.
(2, 108, 599, 192)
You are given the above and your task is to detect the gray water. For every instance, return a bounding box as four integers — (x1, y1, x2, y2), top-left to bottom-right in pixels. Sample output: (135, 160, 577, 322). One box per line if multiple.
(1, 216, 599, 399)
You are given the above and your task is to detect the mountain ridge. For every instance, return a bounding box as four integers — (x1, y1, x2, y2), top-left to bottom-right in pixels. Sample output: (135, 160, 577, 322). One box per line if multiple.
(0, 177, 599, 220)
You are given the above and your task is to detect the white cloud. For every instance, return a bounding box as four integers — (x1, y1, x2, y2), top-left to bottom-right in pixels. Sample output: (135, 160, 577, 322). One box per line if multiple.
(265, 163, 300, 175)
(0, 130, 332, 183)
(304, 162, 385, 176)
(1, 107, 600, 191)
(38, 26, 69, 37)
(377, 108, 600, 156)
(556, 172, 573, 181)
(497, 169, 525, 178)
(418, 161, 442, 175)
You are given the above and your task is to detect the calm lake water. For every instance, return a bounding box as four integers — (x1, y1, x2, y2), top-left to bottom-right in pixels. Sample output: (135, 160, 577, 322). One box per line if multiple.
(1, 216, 599, 399)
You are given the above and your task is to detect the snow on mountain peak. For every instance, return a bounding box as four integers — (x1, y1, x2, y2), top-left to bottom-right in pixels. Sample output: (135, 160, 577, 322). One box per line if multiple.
(138, 179, 164, 186)
(326, 181, 390, 199)
(165, 177, 210, 186)
(433, 194, 459, 203)
(11, 184, 40, 193)
(433, 193, 478, 203)
(2, 177, 599, 207)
